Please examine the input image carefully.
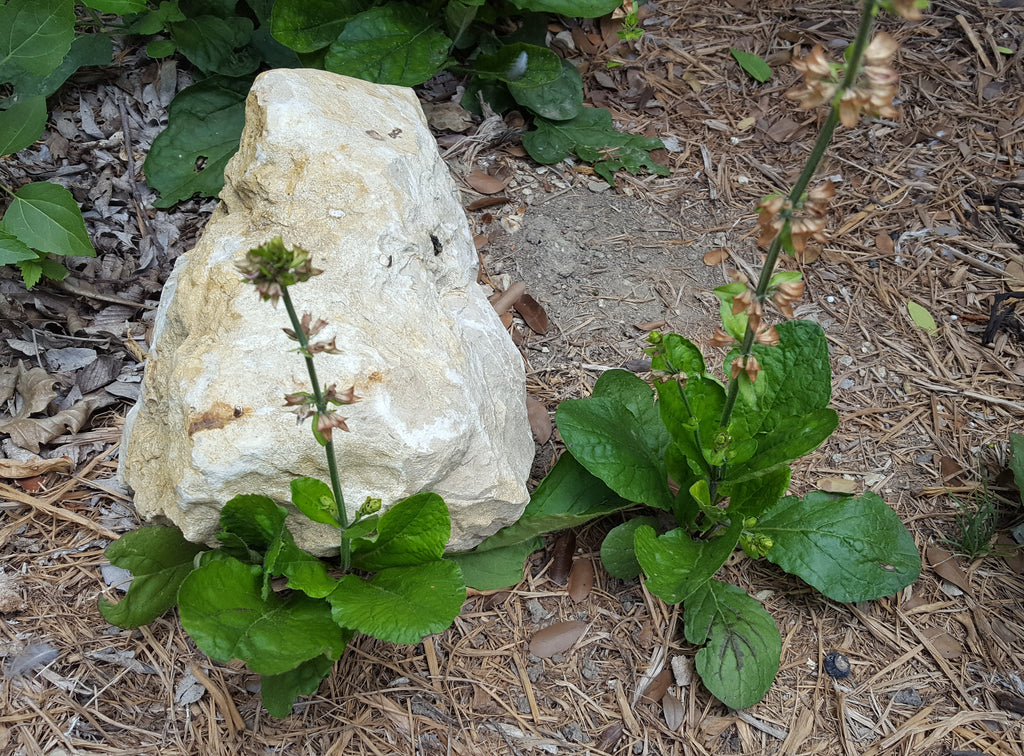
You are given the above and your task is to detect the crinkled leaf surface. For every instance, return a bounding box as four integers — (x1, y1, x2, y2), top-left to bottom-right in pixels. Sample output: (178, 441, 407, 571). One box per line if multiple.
(468, 452, 628, 552)
(0, 95, 46, 155)
(265, 529, 338, 599)
(757, 491, 921, 602)
(0, 0, 75, 78)
(449, 537, 542, 590)
(523, 107, 668, 183)
(721, 465, 791, 519)
(178, 557, 347, 674)
(3, 182, 94, 258)
(98, 526, 206, 629)
(684, 580, 781, 710)
(271, 0, 368, 53)
(650, 333, 706, 376)
(218, 494, 287, 552)
(260, 647, 350, 718)
(170, 15, 259, 76)
(656, 376, 725, 473)
(349, 492, 449, 571)
(324, 4, 451, 87)
(601, 516, 659, 579)
(509, 59, 583, 121)
(144, 75, 249, 207)
(724, 409, 838, 484)
(328, 560, 465, 644)
(557, 370, 673, 511)
(290, 477, 340, 526)
(474, 43, 561, 85)
(634, 520, 742, 604)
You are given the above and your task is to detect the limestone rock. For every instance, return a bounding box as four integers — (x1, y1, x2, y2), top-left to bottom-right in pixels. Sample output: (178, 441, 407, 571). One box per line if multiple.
(120, 69, 533, 553)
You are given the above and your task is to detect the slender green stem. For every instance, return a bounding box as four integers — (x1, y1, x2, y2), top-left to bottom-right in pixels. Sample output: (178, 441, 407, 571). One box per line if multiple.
(279, 287, 351, 569)
(715, 0, 881, 466)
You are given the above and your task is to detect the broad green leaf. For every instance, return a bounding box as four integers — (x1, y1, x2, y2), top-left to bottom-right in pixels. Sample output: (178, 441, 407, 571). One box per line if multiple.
(474, 43, 561, 86)
(179, 0, 235, 16)
(524, 107, 668, 183)
(634, 520, 742, 604)
(350, 492, 450, 571)
(684, 580, 781, 710)
(248, 27, 303, 69)
(328, 560, 465, 644)
(727, 320, 832, 442)
(271, 0, 368, 53)
(342, 514, 378, 540)
(144, 75, 249, 207)
(98, 526, 206, 629)
(557, 372, 674, 511)
(460, 76, 516, 116)
(445, 0, 481, 49)
(17, 258, 43, 288)
(169, 16, 259, 77)
(290, 477, 340, 526)
(729, 48, 772, 82)
(265, 529, 338, 599)
(450, 537, 542, 590)
(469, 452, 628, 552)
(508, 0, 621, 13)
(260, 648, 349, 718)
(663, 375, 727, 467)
(0, 95, 46, 155)
(3, 182, 95, 258)
(0, 228, 37, 264)
(724, 409, 838, 483)
(1, 34, 112, 108)
(721, 464, 791, 519)
(0, 0, 75, 78)
(907, 300, 938, 335)
(38, 256, 68, 281)
(218, 493, 287, 552)
(649, 333, 706, 376)
(82, 0, 148, 12)
(1010, 433, 1024, 506)
(758, 491, 921, 602)
(601, 516, 659, 579)
(510, 59, 583, 121)
(324, 4, 451, 87)
(128, 1, 187, 35)
(178, 557, 348, 674)
(146, 39, 177, 58)
(713, 282, 749, 341)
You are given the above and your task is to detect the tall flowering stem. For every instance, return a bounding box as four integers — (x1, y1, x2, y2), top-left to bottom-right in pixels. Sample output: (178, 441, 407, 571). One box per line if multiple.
(717, 0, 882, 435)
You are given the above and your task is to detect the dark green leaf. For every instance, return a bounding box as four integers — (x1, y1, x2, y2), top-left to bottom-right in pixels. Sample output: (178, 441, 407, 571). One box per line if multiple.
(0, 227, 38, 264)
(445, 0, 481, 49)
(722, 465, 790, 519)
(685, 580, 781, 710)
(1, 35, 112, 109)
(350, 492, 450, 571)
(601, 516, 659, 579)
(98, 526, 206, 629)
(82, 0, 148, 12)
(460, 76, 515, 116)
(449, 537, 542, 590)
(758, 491, 921, 602)
(342, 514, 378, 540)
(218, 493, 287, 552)
(144, 75, 249, 207)
(248, 28, 303, 69)
(523, 106, 668, 183)
(1010, 433, 1024, 506)
(128, 1, 186, 35)
(474, 43, 561, 85)
(3, 182, 95, 258)
(328, 560, 465, 644)
(469, 452, 628, 552)
(178, 557, 348, 674)
(729, 49, 772, 82)
(146, 39, 177, 58)
(324, 4, 451, 87)
(509, 59, 583, 124)
(0, 0, 75, 78)
(507, 0, 621, 14)
(17, 258, 43, 289)
(260, 649, 349, 718)
(290, 477, 340, 526)
(725, 409, 838, 483)
(170, 16, 259, 76)
(38, 256, 68, 281)
(265, 530, 338, 599)
(271, 0, 368, 52)
(634, 519, 742, 604)
(0, 96, 45, 155)
(656, 375, 726, 472)
(649, 333, 706, 376)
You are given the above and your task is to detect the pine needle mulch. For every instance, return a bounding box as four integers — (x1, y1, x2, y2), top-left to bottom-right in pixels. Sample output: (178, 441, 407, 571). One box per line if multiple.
(2, 1, 1024, 754)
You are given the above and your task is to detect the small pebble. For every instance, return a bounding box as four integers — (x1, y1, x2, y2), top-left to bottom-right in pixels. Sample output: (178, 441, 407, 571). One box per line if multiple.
(823, 651, 851, 679)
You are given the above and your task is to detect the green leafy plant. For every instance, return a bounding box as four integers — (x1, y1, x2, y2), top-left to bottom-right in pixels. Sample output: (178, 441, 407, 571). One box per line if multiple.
(99, 238, 466, 717)
(946, 484, 999, 560)
(729, 48, 771, 82)
(453, 0, 924, 710)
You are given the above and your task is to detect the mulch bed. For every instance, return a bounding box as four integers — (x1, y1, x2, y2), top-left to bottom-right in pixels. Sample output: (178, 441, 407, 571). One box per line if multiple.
(2, 1, 1023, 754)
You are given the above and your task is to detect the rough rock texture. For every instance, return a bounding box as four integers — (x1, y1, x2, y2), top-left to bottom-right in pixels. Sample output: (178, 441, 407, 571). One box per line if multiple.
(120, 69, 533, 553)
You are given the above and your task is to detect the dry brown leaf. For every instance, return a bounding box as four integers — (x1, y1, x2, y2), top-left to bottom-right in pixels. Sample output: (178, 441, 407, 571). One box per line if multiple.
(765, 117, 804, 143)
(926, 544, 972, 594)
(795, 244, 822, 263)
(1004, 260, 1024, 292)
(703, 247, 730, 265)
(473, 233, 489, 251)
(996, 535, 1024, 574)
(465, 170, 508, 195)
(938, 455, 965, 483)
(921, 627, 962, 659)
(529, 620, 587, 658)
(874, 231, 895, 255)
(549, 531, 576, 585)
(642, 669, 673, 704)
(595, 723, 623, 753)
(421, 102, 473, 133)
(526, 396, 552, 444)
(635, 319, 666, 332)
(17, 363, 56, 414)
(466, 196, 510, 211)
(489, 282, 526, 318)
(0, 456, 73, 480)
(662, 692, 684, 730)
(567, 558, 594, 602)
(818, 477, 858, 494)
(513, 293, 549, 334)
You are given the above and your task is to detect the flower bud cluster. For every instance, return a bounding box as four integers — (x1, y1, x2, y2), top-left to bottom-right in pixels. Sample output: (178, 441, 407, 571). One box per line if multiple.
(237, 237, 323, 306)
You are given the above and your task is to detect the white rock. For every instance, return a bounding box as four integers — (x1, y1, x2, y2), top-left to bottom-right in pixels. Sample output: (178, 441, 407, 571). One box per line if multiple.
(120, 69, 533, 554)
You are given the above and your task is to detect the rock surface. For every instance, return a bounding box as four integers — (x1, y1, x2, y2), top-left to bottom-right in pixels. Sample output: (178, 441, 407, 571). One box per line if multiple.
(120, 69, 533, 553)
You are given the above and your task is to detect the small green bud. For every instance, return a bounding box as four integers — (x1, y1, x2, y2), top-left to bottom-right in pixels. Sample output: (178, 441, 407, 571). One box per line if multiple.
(358, 497, 382, 517)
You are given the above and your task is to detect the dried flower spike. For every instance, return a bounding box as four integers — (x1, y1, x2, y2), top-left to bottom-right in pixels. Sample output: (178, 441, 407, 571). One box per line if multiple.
(238, 237, 324, 305)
